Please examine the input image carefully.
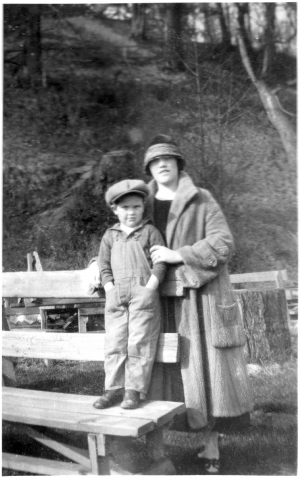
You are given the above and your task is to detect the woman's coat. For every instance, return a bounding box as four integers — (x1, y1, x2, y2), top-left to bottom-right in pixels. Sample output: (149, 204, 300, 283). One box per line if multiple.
(145, 172, 253, 430)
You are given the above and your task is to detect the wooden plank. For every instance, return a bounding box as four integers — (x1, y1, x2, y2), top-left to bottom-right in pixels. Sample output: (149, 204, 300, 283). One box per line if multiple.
(88, 434, 110, 475)
(3, 388, 186, 427)
(2, 331, 180, 363)
(3, 271, 182, 299)
(6, 302, 105, 315)
(230, 271, 280, 285)
(88, 434, 101, 474)
(16, 424, 91, 469)
(157, 332, 180, 363)
(2, 357, 17, 387)
(33, 251, 43, 271)
(2, 452, 90, 475)
(6, 306, 42, 315)
(78, 313, 88, 333)
(78, 306, 104, 315)
(3, 403, 154, 437)
(2, 271, 104, 299)
(160, 280, 184, 297)
(34, 298, 104, 306)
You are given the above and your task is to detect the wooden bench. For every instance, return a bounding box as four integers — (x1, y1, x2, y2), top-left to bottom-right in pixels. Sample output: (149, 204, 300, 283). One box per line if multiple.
(4, 252, 184, 332)
(2, 270, 185, 476)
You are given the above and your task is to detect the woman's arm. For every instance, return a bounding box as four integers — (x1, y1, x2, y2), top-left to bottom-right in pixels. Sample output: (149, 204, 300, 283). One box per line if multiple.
(151, 191, 233, 288)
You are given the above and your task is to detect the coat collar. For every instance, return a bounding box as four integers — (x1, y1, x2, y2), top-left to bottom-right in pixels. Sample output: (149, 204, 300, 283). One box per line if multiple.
(147, 172, 199, 246)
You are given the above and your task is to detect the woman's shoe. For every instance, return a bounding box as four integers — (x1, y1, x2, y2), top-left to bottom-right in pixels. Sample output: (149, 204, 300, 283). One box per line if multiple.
(197, 455, 220, 474)
(121, 389, 140, 409)
(93, 389, 124, 409)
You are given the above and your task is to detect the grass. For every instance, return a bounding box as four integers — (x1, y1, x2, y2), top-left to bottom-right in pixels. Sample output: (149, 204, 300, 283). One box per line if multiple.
(2, 356, 298, 476)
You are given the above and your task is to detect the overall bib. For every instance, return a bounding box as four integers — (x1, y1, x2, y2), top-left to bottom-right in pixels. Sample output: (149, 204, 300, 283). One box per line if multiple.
(104, 230, 160, 394)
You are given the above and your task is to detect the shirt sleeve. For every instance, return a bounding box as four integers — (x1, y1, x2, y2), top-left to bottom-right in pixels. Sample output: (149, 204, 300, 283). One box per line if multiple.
(97, 231, 114, 286)
(148, 226, 167, 283)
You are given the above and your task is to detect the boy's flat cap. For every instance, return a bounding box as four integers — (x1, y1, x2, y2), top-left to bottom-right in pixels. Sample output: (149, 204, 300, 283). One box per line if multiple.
(105, 179, 149, 205)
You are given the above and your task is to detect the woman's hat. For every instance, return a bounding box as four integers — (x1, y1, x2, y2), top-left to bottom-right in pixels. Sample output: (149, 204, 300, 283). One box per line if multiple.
(143, 135, 185, 173)
(105, 179, 149, 205)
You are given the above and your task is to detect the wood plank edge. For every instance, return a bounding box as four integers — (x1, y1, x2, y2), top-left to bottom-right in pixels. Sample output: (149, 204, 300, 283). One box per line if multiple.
(2, 452, 90, 475)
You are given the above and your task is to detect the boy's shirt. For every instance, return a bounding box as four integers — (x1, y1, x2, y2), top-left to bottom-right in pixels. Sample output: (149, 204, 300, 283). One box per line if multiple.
(98, 219, 166, 287)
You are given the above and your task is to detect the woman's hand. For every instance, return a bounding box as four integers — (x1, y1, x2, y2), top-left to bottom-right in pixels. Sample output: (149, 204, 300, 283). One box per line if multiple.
(150, 245, 183, 265)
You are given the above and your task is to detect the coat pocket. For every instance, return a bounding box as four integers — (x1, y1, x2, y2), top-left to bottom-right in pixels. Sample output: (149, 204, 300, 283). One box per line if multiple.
(211, 299, 246, 349)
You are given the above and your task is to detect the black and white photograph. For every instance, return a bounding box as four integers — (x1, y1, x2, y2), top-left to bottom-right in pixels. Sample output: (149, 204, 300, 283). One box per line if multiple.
(2, 1, 297, 476)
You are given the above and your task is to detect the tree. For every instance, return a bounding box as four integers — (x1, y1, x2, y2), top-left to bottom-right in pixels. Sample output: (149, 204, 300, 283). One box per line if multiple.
(261, 2, 276, 78)
(166, 3, 185, 70)
(4, 4, 90, 88)
(216, 3, 232, 46)
(236, 9, 296, 165)
(130, 3, 147, 40)
(236, 3, 253, 53)
(4, 4, 42, 87)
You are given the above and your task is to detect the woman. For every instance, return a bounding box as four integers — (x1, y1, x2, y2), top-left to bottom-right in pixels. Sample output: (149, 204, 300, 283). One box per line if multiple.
(88, 134, 252, 473)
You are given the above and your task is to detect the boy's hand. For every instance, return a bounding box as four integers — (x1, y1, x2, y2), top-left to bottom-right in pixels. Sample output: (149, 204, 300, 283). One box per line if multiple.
(145, 274, 159, 291)
(104, 281, 115, 293)
(86, 261, 101, 287)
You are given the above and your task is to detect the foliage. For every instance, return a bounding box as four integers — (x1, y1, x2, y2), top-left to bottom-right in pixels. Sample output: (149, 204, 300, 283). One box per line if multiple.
(2, 8, 297, 279)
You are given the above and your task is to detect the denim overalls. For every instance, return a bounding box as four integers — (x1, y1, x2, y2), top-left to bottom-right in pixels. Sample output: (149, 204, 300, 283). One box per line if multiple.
(104, 229, 160, 394)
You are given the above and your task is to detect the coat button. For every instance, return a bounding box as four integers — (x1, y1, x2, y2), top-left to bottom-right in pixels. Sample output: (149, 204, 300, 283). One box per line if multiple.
(208, 257, 217, 266)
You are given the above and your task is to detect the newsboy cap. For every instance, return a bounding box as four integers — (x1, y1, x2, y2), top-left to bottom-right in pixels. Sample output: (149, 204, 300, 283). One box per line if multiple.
(105, 179, 149, 205)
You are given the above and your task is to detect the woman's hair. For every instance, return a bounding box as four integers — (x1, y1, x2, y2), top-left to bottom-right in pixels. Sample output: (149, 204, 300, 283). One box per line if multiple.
(145, 134, 184, 174)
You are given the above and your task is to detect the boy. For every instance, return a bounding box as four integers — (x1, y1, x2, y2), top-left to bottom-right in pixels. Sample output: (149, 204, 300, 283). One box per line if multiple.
(93, 179, 166, 410)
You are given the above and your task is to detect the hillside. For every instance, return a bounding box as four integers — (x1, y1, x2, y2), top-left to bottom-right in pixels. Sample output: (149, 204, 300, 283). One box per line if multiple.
(3, 15, 297, 280)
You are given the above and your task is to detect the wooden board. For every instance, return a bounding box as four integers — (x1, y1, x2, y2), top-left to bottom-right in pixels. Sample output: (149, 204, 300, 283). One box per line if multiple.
(2, 331, 180, 363)
(230, 270, 284, 287)
(3, 270, 184, 299)
(2, 271, 104, 299)
(2, 453, 90, 475)
(3, 402, 154, 437)
(3, 388, 186, 428)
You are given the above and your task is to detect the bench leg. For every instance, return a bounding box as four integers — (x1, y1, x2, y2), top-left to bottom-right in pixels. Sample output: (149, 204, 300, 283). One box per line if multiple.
(88, 433, 110, 475)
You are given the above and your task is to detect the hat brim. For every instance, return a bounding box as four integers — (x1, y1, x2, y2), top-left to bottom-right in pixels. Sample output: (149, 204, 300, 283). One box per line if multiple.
(110, 189, 148, 205)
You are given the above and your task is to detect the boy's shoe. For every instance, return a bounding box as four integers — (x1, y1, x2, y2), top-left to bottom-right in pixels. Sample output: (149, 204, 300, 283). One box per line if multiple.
(93, 388, 124, 409)
(121, 389, 140, 409)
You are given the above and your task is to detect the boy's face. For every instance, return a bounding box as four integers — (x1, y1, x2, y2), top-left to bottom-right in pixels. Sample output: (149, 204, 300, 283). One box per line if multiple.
(113, 194, 145, 228)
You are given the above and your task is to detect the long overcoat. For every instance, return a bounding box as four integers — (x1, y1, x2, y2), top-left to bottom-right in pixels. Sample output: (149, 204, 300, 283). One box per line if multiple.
(145, 172, 253, 430)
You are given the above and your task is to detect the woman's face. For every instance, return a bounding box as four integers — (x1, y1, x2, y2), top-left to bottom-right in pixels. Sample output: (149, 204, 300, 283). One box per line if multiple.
(149, 156, 179, 187)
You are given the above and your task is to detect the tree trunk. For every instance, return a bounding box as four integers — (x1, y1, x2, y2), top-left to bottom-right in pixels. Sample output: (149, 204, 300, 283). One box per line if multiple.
(262, 2, 276, 78)
(237, 30, 296, 165)
(166, 3, 184, 71)
(256, 80, 296, 164)
(216, 3, 231, 46)
(236, 289, 291, 362)
(24, 6, 42, 88)
(130, 4, 147, 40)
(236, 3, 253, 53)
